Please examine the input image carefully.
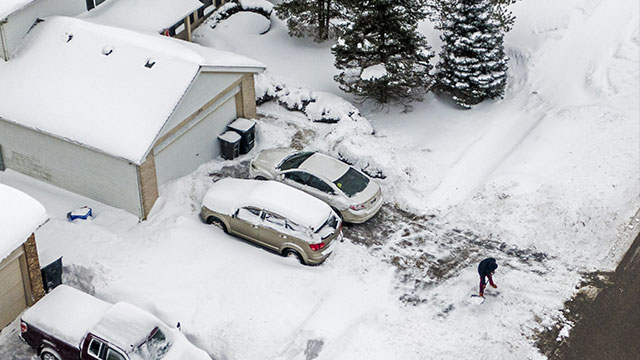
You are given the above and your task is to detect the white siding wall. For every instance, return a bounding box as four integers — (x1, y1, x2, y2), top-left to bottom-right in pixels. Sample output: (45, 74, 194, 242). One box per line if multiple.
(157, 72, 243, 138)
(154, 95, 238, 185)
(0, 120, 143, 217)
(1, 0, 86, 60)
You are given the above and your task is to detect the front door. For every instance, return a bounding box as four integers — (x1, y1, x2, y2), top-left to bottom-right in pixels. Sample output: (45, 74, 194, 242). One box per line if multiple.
(232, 207, 261, 242)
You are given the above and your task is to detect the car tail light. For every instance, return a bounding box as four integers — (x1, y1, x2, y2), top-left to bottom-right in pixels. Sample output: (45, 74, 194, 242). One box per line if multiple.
(20, 321, 27, 333)
(349, 204, 365, 211)
(309, 242, 325, 251)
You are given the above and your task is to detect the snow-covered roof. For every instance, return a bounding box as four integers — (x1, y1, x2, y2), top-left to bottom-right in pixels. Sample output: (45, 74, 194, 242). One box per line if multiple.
(0, 0, 34, 19)
(202, 178, 332, 229)
(90, 302, 162, 352)
(21, 285, 112, 347)
(0, 16, 264, 164)
(0, 183, 47, 262)
(81, 0, 203, 34)
(299, 153, 350, 182)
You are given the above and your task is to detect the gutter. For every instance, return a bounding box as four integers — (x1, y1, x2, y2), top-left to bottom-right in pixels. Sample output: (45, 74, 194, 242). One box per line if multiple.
(0, 19, 8, 61)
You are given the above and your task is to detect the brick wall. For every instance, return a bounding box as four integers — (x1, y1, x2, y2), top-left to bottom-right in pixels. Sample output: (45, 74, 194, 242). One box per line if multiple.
(23, 234, 44, 302)
(138, 153, 159, 220)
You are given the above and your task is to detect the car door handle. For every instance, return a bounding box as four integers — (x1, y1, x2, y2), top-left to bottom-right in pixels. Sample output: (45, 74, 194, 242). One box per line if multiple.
(252, 225, 259, 229)
(279, 234, 286, 238)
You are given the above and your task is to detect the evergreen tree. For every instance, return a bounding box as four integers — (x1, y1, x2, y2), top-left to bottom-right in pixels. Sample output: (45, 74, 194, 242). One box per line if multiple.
(436, 0, 508, 108)
(428, 0, 518, 33)
(275, 0, 342, 42)
(332, 0, 434, 108)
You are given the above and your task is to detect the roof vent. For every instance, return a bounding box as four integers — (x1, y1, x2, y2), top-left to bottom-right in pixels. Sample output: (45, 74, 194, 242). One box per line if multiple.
(144, 59, 156, 69)
(102, 46, 113, 56)
(65, 32, 73, 43)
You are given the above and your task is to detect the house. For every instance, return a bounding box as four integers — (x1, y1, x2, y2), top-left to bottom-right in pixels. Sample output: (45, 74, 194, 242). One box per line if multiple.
(81, 0, 231, 41)
(0, 16, 265, 219)
(0, 183, 47, 329)
(0, 0, 94, 61)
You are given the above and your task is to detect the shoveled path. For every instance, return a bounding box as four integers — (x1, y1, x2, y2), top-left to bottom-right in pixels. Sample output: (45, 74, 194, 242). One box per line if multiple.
(550, 231, 640, 359)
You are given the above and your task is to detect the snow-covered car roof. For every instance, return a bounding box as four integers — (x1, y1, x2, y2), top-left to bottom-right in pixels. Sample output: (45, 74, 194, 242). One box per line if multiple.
(90, 302, 163, 352)
(202, 178, 332, 229)
(0, 16, 264, 164)
(0, 0, 34, 19)
(296, 152, 351, 182)
(81, 0, 203, 34)
(0, 183, 47, 262)
(21, 285, 112, 347)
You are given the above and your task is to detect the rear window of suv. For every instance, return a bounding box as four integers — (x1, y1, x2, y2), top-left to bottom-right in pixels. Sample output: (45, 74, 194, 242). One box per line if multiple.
(333, 168, 369, 197)
(278, 152, 314, 170)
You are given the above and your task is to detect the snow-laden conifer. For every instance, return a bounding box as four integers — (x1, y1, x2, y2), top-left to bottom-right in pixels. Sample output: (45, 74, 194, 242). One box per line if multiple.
(332, 0, 434, 109)
(436, 0, 509, 108)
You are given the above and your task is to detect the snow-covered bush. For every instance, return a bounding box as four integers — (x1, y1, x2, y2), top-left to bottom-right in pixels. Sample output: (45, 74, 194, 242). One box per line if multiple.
(205, 0, 273, 29)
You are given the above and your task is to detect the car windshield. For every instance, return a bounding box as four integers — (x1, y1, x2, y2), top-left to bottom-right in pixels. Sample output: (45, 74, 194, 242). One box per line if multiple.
(278, 152, 314, 170)
(333, 168, 370, 197)
(314, 214, 339, 235)
(132, 327, 172, 360)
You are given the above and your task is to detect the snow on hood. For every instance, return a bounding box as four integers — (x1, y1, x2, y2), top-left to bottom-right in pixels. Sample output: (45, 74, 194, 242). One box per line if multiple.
(0, 16, 262, 164)
(202, 178, 332, 230)
(81, 0, 202, 34)
(0, 0, 34, 19)
(0, 183, 47, 262)
(21, 285, 111, 347)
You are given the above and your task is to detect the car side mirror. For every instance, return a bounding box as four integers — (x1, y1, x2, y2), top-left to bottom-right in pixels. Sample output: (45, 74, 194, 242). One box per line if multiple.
(232, 209, 239, 218)
(177, 322, 181, 331)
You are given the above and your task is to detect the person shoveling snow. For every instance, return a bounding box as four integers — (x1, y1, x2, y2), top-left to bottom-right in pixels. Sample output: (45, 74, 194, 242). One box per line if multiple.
(477, 257, 498, 298)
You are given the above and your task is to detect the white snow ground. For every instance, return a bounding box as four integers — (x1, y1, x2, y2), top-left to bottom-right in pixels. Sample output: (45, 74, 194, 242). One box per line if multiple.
(1, 0, 638, 359)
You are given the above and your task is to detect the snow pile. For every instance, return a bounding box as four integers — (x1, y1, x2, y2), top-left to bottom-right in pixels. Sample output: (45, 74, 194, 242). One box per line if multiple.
(255, 71, 373, 125)
(0, 183, 47, 262)
(360, 64, 387, 80)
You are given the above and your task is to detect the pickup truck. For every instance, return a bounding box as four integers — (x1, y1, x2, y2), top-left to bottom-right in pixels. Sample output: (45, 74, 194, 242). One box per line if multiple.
(19, 285, 211, 360)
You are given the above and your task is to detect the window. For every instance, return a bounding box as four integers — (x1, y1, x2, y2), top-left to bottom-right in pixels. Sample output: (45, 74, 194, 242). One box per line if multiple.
(88, 339, 103, 358)
(106, 349, 125, 360)
(333, 168, 370, 197)
(308, 175, 335, 194)
(284, 171, 311, 186)
(278, 152, 314, 170)
(236, 207, 261, 224)
(264, 212, 286, 228)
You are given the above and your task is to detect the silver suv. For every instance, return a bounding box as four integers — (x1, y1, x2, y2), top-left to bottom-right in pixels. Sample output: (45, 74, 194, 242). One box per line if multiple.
(200, 178, 342, 265)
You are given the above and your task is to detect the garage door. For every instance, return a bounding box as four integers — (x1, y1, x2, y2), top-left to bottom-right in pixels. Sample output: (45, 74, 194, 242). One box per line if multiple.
(0, 256, 27, 328)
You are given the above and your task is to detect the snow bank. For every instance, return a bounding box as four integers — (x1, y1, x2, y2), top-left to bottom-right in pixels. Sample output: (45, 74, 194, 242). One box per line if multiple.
(0, 183, 47, 262)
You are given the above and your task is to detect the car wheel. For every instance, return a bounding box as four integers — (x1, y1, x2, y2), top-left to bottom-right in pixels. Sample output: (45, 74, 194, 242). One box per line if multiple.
(207, 216, 228, 233)
(283, 249, 304, 264)
(255, 175, 268, 180)
(41, 350, 60, 360)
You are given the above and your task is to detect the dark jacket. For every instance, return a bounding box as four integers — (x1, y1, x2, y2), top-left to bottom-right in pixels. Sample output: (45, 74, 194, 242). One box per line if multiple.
(478, 257, 498, 277)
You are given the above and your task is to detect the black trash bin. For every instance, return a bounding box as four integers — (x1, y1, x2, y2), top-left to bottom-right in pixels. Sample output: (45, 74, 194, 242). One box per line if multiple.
(218, 131, 241, 160)
(227, 118, 256, 154)
(41, 257, 63, 293)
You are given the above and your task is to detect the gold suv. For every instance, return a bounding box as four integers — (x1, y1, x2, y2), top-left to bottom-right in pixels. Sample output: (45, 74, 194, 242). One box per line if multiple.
(200, 178, 342, 265)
